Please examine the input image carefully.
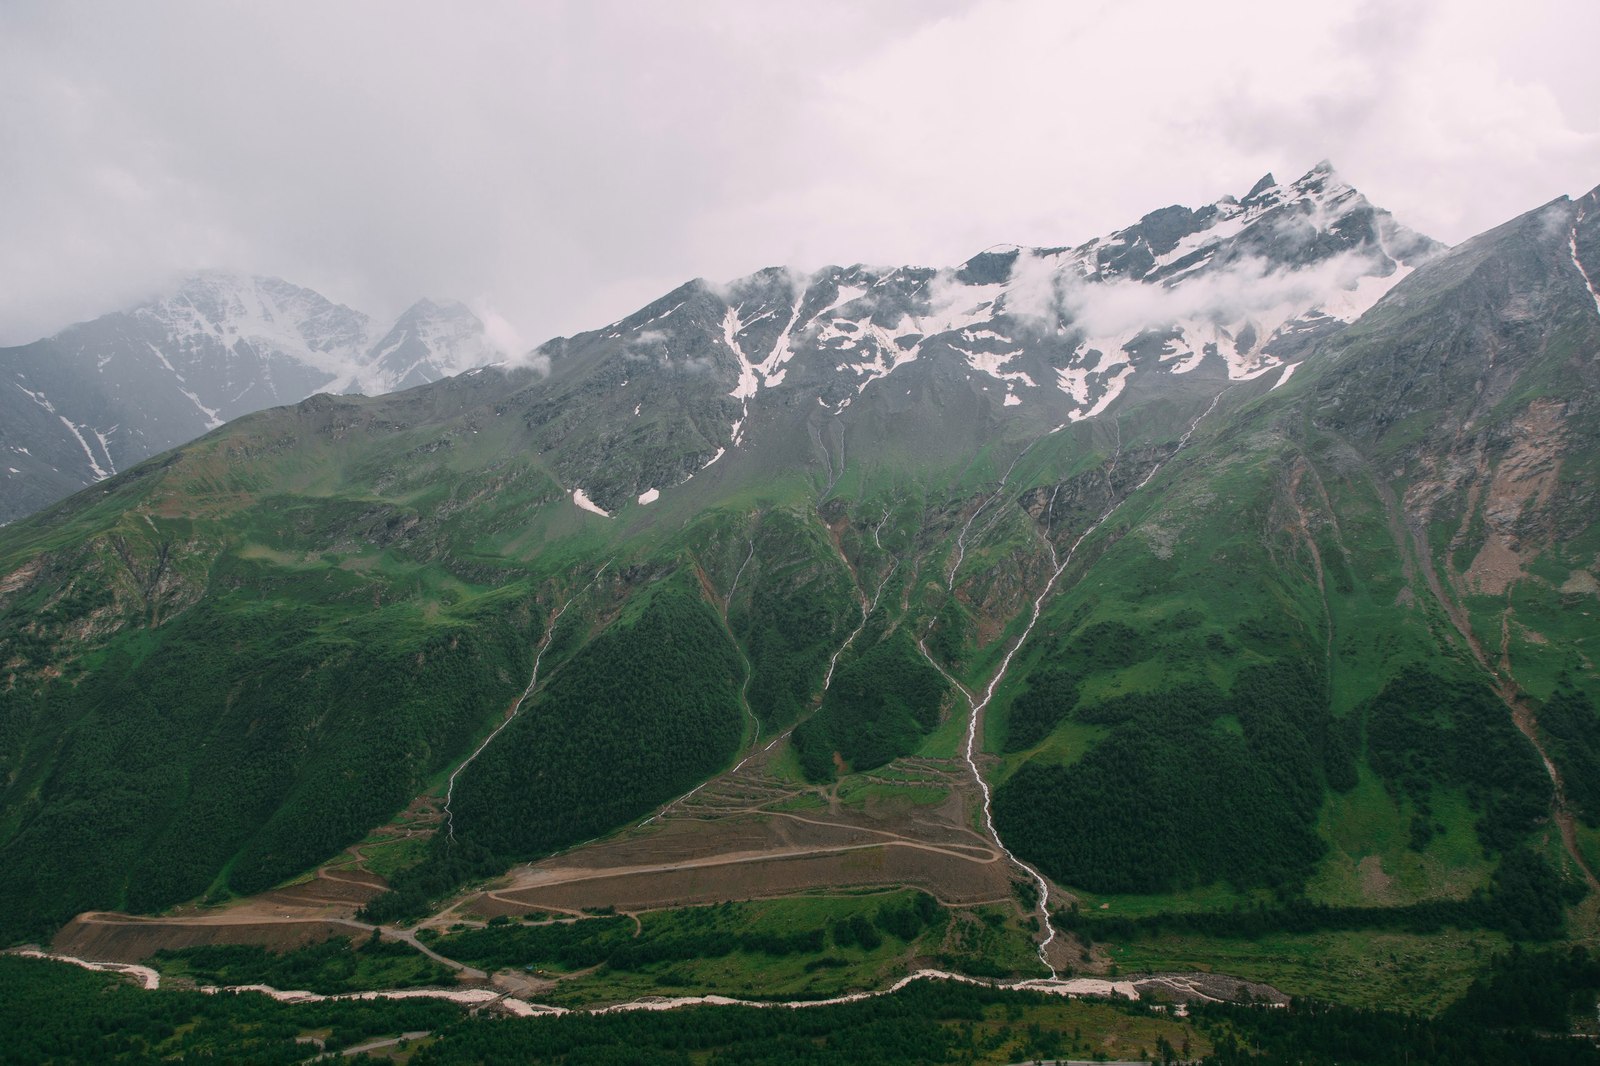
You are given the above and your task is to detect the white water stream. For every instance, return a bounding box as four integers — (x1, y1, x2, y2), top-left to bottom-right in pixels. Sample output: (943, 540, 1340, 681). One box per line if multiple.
(13, 949, 160, 990)
(822, 510, 898, 690)
(726, 540, 755, 607)
(947, 443, 1041, 589)
(15, 949, 1139, 1017)
(950, 390, 1231, 976)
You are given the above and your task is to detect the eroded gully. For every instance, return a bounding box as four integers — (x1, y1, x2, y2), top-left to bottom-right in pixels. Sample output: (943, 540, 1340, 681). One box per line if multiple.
(443, 564, 609, 842)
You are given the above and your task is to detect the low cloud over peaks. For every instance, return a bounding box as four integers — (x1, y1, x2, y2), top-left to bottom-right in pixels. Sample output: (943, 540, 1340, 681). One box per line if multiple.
(1063, 250, 1392, 340)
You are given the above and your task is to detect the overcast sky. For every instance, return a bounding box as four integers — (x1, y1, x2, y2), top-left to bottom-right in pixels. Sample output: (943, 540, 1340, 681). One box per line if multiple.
(3, 0, 1597, 350)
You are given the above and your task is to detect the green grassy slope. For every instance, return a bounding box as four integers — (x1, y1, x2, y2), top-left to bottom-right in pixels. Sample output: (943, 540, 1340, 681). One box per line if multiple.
(1, 191, 1597, 974)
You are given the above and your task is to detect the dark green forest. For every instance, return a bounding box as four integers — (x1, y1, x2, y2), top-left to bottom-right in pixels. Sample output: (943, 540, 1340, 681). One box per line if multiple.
(992, 661, 1336, 894)
(1001, 663, 1080, 753)
(992, 662, 1559, 903)
(1057, 841, 1579, 943)
(728, 511, 857, 730)
(0, 954, 464, 1064)
(425, 894, 943, 979)
(0, 572, 533, 941)
(150, 933, 454, 995)
(1540, 684, 1600, 827)
(1364, 667, 1550, 855)
(364, 575, 751, 924)
(448, 576, 744, 855)
(793, 630, 948, 781)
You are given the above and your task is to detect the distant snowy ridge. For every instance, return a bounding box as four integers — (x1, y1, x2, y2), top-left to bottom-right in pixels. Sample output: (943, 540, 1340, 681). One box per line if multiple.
(0, 273, 504, 524)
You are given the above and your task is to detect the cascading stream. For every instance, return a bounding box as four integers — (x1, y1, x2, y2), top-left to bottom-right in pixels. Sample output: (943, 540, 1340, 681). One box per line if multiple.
(950, 389, 1231, 977)
(822, 509, 898, 690)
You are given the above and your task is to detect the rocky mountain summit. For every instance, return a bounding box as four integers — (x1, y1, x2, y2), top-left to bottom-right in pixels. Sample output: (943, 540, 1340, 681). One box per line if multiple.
(521, 163, 1441, 511)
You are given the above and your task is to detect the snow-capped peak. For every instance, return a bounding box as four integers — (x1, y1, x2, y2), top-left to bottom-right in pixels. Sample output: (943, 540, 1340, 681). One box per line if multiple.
(143, 271, 376, 374)
(684, 162, 1443, 432)
(354, 299, 498, 393)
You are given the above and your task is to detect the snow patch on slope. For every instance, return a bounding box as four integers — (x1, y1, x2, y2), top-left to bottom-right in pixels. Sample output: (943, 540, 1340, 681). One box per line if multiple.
(1569, 206, 1600, 320)
(822, 316, 924, 394)
(1067, 362, 1135, 423)
(723, 308, 760, 444)
(572, 488, 611, 517)
(949, 336, 1035, 406)
(15, 383, 116, 480)
(177, 386, 224, 428)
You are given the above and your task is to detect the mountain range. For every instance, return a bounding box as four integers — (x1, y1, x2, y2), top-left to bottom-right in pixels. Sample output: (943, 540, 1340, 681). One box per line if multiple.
(2, 163, 1598, 1018)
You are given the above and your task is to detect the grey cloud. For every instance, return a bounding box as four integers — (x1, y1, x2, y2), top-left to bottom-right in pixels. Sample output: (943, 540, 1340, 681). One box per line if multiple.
(997, 246, 1395, 343)
(1, 0, 1595, 353)
(1064, 252, 1387, 339)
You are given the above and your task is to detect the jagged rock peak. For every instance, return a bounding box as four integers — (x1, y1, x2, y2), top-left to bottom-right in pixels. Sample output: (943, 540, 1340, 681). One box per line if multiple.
(1244, 172, 1278, 200)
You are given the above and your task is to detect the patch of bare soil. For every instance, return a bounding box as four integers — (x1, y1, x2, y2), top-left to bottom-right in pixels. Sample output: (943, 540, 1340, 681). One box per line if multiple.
(1466, 536, 1528, 597)
(264, 868, 387, 908)
(53, 914, 361, 964)
(1461, 400, 1566, 595)
(0, 559, 40, 598)
(1356, 855, 1396, 903)
(480, 844, 1011, 916)
(47, 863, 389, 964)
(1560, 570, 1600, 595)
